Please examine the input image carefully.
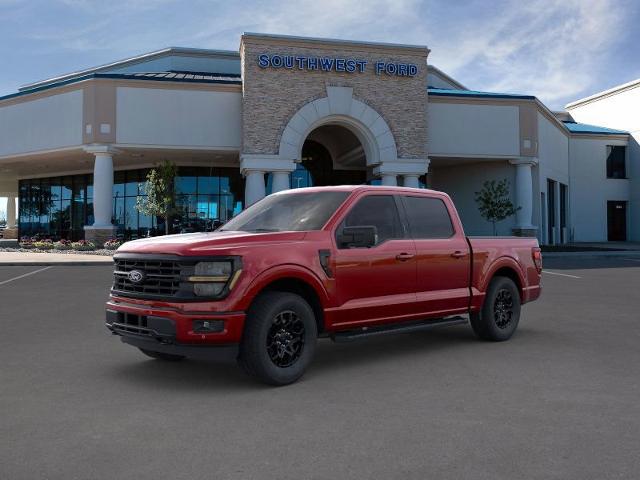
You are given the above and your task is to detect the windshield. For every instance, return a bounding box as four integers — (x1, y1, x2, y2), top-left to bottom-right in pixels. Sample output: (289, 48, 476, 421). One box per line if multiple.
(220, 191, 350, 232)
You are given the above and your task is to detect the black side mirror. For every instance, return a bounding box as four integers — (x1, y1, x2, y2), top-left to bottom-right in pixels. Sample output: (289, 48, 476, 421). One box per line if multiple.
(338, 226, 377, 248)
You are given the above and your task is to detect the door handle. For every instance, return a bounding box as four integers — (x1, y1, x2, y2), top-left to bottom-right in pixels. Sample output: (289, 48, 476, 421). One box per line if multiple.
(451, 251, 467, 258)
(396, 253, 415, 261)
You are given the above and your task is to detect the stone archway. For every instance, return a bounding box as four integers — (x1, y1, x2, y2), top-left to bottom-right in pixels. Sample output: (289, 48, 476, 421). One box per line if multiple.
(278, 86, 398, 167)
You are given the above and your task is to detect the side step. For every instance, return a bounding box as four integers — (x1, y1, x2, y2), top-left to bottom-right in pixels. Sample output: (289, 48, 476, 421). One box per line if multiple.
(330, 316, 468, 343)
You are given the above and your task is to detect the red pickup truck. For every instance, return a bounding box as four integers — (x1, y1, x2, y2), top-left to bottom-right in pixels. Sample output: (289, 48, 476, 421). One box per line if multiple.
(106, 186, 542, 385)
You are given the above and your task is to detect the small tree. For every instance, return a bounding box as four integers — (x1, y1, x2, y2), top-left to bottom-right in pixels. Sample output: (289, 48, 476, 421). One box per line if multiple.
(136, 160, 178, 235)
(474, 179, 519, 236)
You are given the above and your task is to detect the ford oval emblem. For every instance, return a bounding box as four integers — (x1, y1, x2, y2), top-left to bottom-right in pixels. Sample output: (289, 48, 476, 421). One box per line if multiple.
(128, 270, 146, 284)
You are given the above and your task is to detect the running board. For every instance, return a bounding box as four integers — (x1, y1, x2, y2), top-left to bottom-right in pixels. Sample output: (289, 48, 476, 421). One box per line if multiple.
(330, 316, 468, 343)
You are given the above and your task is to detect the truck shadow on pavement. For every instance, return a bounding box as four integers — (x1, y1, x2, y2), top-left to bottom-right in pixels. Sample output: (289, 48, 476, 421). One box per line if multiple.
(104, 324, 521, 390)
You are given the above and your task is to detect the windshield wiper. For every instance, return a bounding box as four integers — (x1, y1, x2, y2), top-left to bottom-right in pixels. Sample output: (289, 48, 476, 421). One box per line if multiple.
(247, 228, 281, 233)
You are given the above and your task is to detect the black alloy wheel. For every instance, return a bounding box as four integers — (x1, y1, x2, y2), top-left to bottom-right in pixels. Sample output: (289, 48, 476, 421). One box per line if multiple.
(266, 310, 306, 367)
(493, 289, 515, 329)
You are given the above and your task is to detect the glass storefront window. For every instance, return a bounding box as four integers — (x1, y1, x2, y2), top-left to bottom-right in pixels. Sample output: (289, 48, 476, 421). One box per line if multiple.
(18, 166, 244, 240)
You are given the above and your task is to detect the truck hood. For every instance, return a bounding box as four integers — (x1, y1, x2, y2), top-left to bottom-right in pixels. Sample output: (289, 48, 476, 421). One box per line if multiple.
(116, 231, 308, 256)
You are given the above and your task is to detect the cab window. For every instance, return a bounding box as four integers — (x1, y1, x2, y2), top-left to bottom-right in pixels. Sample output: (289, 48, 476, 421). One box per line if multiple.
(339, 195, 403, 246)
(402, 196, 454, 239)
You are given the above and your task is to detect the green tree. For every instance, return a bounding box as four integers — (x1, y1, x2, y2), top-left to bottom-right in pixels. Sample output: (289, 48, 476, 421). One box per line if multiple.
(474, 179, 520, 236)
(135, 160, 178, 235)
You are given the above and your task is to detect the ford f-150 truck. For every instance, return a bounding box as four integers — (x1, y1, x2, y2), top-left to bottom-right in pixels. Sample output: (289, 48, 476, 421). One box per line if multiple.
(106, 186, 542, 385)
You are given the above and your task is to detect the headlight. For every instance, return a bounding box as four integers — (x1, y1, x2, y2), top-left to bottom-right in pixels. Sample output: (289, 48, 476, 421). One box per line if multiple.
(189, 261, 234, 297)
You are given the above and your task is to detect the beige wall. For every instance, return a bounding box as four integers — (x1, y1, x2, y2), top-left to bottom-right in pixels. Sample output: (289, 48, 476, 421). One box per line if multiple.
(0, 90, 83, 157)
(116, 86, 242, 148)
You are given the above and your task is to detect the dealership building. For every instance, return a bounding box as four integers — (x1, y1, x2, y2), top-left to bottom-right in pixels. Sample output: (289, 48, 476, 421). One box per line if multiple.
(0, 33, 637, 244)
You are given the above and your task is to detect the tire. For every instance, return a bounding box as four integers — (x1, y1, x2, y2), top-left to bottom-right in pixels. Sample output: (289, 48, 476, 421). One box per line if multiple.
(238, 291, 318, 386)
(139, 348, 185, 362)
(470, 276, 521, 341)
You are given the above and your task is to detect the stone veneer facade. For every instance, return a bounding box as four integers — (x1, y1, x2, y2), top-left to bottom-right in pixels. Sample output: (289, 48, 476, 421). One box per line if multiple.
(240, 34, 430, 161)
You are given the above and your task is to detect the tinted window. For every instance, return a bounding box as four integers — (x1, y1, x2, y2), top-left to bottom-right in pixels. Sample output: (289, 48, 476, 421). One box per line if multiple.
(402, 196, 454, 238)
(221, 191, 348, 232)
(606, 146, 626, 179)
(342, 195, 403, 245)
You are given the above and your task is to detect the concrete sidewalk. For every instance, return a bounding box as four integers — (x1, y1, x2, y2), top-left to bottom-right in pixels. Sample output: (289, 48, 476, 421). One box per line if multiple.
(0, 251, 114, 266)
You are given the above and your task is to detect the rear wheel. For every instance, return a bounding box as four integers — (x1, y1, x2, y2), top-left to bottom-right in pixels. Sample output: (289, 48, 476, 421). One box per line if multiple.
(470, 276, 521, 341)
(138, 348, 185, 362)
(239, 291, 317, 386)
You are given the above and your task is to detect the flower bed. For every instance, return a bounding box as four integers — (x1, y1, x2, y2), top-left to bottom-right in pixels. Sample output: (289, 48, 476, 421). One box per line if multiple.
(6, 236, 114, 255)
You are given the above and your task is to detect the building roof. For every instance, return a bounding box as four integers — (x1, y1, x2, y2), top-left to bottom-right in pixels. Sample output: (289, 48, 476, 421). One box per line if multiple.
(565, 78, 640, 109)
(0, 71, 241, 103)
(427, 87, 535, 100)
(562, 121, 628, 135)
(19, 47, 240, 92)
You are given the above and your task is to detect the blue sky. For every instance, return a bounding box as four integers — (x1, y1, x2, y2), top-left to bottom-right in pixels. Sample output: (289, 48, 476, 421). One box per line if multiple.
(1, 0, 639, 108)
(1, 0, 639, 217)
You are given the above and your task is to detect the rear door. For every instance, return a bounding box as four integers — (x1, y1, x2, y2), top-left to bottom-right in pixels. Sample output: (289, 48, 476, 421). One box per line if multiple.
(400, 194, 471, 316)
(331, 194, 417, 327)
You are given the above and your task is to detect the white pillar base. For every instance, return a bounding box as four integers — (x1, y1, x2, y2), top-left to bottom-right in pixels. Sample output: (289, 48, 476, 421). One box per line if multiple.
(84, 145, 118, 231)
(6, 195, 17, 229)
(271, 171, 290, 193)
(244, 170, 266, 207)
(509, 157, 538, 231)
(381, 174, 397, 186)
(402, 174, 420, 189)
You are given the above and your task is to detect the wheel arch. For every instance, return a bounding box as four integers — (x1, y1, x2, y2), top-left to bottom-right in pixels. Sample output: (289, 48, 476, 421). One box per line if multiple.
(241, 265, 329, 333)
(484, 257, 526, 301)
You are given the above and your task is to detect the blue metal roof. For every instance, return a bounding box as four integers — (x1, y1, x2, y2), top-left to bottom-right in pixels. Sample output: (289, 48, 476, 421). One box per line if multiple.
(427, 87, 536, 100)
(0, 71, 242, 102)
(562, 121, 628, 135)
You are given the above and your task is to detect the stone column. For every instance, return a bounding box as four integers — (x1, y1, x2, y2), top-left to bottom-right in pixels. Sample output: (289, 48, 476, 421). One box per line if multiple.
(402, 174, 420, 189)
(509, 158, 538, 237)
(244, 170, 266, 207)
(271, 171, 290, 193)
(84, 145, 117, 245)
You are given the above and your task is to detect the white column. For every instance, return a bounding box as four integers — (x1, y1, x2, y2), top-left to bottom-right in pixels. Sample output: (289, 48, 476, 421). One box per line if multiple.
(509, 158, 537, 229)
(92, 152, 115, 227)
(271, 171, 290, 193)
(6, 195, 16, 229)
(381, 174, 397, 186)
(402, 174, 420, 189)
(244, 170, 266, 207)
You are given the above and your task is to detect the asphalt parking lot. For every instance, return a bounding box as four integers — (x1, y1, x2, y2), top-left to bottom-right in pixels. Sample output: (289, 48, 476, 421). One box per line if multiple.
(1, 257, 639, 479)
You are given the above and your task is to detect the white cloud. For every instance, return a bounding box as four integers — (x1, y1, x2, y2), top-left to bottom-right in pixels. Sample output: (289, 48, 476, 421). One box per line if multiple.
(425, 0, 631, 107)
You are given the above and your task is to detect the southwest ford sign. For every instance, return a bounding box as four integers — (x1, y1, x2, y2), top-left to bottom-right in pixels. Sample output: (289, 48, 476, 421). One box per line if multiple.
(257, 54, 418, 77)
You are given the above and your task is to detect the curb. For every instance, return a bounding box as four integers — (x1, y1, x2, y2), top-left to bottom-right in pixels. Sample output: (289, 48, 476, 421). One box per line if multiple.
(542, 251, 640, 258)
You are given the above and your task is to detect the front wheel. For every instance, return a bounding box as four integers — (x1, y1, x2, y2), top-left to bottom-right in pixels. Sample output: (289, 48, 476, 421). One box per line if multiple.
(470, 276, 521, 341)
(239, 291, 317, 386)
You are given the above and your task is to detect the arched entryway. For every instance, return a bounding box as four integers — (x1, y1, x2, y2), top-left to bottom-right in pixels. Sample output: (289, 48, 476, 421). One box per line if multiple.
(243, 86, 428, 205)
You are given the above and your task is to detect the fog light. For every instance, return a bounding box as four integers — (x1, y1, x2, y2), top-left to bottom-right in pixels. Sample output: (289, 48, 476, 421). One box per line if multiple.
(192, 319, 225, 333)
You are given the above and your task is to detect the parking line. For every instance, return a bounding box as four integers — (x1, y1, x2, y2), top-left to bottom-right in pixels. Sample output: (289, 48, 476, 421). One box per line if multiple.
(0, 266, 52, 286)
(543, 270, 581, 279)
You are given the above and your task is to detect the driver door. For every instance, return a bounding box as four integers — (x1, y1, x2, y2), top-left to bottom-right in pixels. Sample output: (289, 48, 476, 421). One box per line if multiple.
(331, 194, 417, 327)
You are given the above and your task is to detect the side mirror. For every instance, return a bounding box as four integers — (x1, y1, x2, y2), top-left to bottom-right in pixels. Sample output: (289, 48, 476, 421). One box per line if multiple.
(337, 226, 377, 248)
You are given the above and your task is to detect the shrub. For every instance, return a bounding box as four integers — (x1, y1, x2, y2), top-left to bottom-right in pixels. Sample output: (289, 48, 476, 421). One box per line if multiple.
(33, 239, 54, 250)
(70, 240, 96, 251)
(19, 236, 35, 249)
(103, 238, 123, 250)
(54, 239, 73, 250)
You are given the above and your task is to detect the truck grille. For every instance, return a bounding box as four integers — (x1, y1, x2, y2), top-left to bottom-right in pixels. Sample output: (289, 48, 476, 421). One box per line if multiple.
(113, 258, 182, 298)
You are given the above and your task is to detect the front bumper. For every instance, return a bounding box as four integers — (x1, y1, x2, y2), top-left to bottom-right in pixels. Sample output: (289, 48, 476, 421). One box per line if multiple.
(106, 298, 246, 345)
